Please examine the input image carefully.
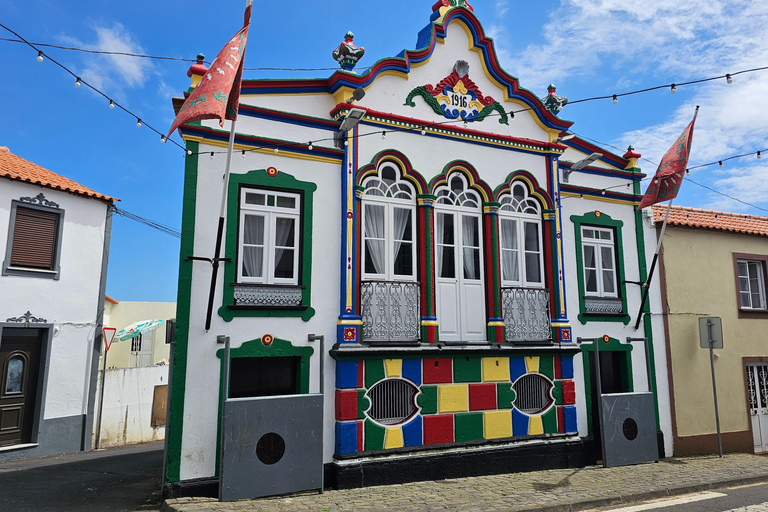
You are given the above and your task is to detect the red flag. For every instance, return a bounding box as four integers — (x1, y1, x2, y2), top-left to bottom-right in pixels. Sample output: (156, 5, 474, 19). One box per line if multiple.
(638, 114, 697, 209)
(167, 5, 252, 139)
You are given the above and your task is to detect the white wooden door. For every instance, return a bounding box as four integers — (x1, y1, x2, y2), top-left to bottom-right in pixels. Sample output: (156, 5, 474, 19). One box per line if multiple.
(129, 332, 155, 368)
(747, 363, 768, 453)
(435, 210, 486, 341)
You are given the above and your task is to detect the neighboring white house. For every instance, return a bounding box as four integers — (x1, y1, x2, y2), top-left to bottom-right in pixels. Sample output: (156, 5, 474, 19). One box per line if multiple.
(0, 145, 115, 459)
(164, 2, 670, 496)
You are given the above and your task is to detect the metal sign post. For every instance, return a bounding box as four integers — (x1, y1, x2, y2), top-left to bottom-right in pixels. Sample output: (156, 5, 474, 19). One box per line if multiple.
(698, 317, 724, 457)
(94, 327, 116, 449)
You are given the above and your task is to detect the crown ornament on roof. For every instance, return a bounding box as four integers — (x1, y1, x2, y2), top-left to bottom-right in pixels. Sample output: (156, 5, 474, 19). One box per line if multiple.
(432, 0, 473, 13)
(541, 84, 568, 115)
(332, 31, 365, 72)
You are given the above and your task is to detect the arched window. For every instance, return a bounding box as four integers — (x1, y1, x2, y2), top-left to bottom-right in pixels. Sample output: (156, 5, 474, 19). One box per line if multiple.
(361, 163, 416, 281)
(434, 173, 486, 341)
(498, 182, 544, 288)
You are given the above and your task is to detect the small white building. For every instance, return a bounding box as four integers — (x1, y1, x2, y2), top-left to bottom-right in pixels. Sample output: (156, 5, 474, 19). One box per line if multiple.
(164, 2, 670, 497)
(0, 146, 114, 459)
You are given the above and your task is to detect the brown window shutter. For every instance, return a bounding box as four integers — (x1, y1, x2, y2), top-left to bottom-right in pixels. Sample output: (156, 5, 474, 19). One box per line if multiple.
(10, 207, 59, 270)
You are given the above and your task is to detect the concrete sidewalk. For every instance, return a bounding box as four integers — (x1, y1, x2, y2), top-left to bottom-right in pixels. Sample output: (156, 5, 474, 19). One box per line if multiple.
(162, 453, 768, 512)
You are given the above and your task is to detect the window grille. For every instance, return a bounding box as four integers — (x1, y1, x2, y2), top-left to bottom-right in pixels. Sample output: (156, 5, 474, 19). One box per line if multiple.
(366, 379, 418, 425)
(513, 374, 553, 414)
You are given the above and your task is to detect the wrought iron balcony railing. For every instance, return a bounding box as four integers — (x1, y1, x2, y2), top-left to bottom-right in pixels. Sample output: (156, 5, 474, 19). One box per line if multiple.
(501, 287, 552, 343)
(360, 281, 420, 343)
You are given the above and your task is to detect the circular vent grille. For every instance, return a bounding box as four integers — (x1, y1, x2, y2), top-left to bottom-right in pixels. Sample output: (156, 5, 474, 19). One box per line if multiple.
(513, 374, 554, 415)
(366, 379, 418, 425)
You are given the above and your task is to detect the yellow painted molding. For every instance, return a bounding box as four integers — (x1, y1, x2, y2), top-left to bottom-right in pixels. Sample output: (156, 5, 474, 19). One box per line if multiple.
(438, 384, 469, 413)
(483, 410, 512, 439)
(384, 359, 403, 378)
(482, 357, 510, 382)
(384, 427, 404, 449)
(525, 356, 540, 373)
(528, 415, 544, 435)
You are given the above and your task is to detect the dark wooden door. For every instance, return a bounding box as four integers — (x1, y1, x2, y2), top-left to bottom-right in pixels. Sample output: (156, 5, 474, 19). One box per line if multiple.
(0, 328, 42, 446)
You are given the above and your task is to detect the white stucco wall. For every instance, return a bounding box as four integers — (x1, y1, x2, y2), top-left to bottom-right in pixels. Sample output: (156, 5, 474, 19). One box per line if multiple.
(94, 365, 168, 448)
(0, 179, 109, 423)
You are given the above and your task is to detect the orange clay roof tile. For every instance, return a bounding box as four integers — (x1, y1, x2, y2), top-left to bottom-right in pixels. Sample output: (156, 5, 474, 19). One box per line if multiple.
(0, 146, 116, 203)
(651, 205, 768, 237)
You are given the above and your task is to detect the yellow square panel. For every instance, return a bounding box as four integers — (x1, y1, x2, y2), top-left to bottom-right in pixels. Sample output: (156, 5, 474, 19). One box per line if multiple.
(438, 384, 469, 413)
(482, 357, 510, 382)
(525, 356, 540, 374)
(484, 410, 512, 439)
(528, 415, 544, 436)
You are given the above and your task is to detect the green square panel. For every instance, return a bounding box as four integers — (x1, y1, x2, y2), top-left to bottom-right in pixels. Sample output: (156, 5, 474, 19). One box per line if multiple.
(454, 412, 484, 442)
(453, 357, 482, 383)
(365, 359, 386, 389)
(417, 385, 438, 415)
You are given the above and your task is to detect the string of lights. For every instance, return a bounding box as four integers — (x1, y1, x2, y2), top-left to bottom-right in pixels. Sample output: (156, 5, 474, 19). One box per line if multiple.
(113, 206, 182, 238)
(0, 24, 187, 153)
(0, 37, 369, 72)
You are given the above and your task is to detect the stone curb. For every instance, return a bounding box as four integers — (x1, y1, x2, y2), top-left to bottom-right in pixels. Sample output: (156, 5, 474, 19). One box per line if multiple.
(526, 474, 768, 512)
(160, 472, 768, 512)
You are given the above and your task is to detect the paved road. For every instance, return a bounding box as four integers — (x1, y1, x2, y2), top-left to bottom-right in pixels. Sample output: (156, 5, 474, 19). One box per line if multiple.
(593, 483, 768, 512)
(0, 442, 163, 512)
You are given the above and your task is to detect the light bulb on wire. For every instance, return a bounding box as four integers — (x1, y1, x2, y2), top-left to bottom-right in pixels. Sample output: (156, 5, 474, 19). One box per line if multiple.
(210, 152, 214, 159)
(758, 151, 762, 160)
(719, 161, 723, 168)
(670, 84, 677, 94)
(136, 119, 142, 128)
(37, 51, 43, 62)
(308, 142, 313, 151)
(109, 100, 115, 109)
(382, 131, 387, 140)
(242, 150, 246, 158)
(75, 77, 81, 87)
(161, 135, 166, 143)
(612, 95, 618, 105)
(726, 74, 733, 84)
(274, 148, 279, 154)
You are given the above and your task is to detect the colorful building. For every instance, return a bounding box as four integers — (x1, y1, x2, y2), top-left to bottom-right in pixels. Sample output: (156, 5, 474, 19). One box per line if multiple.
(164, 2, 671, 496)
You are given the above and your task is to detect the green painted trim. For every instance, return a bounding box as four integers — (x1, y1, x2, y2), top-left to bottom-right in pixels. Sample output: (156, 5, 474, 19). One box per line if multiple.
(217, 169, 317, 322)
(580, 338, 634, 436)
(539, 355, 555, 380)
(214, 337, 314, 477)
(570, 211, 631, 324)
(357, 389, 370, 419)
(634, 202, 661, 429)
(164, 142, 199, 484)
(486, 211, 502, 318)
(419, 202, 435, 316)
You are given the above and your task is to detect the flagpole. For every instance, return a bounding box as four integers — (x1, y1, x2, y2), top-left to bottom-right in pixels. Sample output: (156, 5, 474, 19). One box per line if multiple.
(633, 105, 699, 330)
(204, 120, 237, 332)
(633, 199, 672, 330)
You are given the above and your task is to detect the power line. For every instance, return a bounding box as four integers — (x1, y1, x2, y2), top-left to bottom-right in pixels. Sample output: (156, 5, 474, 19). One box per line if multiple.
(113, 206, 181, 238)
(0, 37, 368, 72)
(0, 24, 187, 153)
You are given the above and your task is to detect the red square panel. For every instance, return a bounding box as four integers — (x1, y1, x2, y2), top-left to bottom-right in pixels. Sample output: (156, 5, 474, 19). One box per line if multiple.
(468, 383, 497, 411)
(562, 380, 576, 405)
(423, 358, 453, 384)
(336, 389, 358, 421)
(423, 414, 454, 445)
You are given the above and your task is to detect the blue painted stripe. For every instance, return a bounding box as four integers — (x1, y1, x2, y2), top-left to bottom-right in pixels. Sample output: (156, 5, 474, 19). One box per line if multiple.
(336, 360, 359, 389)
(402, 415, 423, 447)
(512, 408, 529, 436)
(560, 355, 574, 380)
(336, 422, 358, 455)
(563, 405, 578, 434)
(402, 359, 422, 386)
(510, 357, 527, 382)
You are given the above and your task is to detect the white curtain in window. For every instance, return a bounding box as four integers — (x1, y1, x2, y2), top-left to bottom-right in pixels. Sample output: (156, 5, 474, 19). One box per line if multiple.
(392, 207, 411, 263)
(242, 215, 264, 278)
(364, 204, 386, 275)
(273, 217, 295, 278)
(500, 218, 519, 282)
(462, 216, 478, 280)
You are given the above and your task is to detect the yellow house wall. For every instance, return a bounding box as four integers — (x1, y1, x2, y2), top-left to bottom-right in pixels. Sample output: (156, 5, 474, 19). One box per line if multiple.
(662, 226, 768, 438)
(101, 301, 176, 369)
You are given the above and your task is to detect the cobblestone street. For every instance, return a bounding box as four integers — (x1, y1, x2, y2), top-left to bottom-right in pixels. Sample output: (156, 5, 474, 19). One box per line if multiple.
(163, 453, 768, 512)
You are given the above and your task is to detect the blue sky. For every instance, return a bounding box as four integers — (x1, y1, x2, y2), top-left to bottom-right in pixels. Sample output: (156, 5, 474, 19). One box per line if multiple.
(2, 0, 767, 302)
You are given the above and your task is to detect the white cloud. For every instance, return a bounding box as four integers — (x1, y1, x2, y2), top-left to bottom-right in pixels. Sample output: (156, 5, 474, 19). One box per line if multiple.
(59, 23, 154, 101)
(485, 0, 768, 212)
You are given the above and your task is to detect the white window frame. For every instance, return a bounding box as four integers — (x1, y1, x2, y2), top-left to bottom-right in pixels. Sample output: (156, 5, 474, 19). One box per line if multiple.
(580, 226, 618, 298)
(361, 165, 417, 282)
(738, 259, 767, 310)
(237, 188, 301, 285)
(498, 184, 544, 288)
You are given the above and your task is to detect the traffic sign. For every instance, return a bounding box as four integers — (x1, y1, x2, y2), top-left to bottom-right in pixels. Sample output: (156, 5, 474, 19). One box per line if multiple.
(103, 327, 116, 351)
(698, 317, 723, 349)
